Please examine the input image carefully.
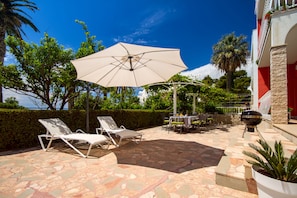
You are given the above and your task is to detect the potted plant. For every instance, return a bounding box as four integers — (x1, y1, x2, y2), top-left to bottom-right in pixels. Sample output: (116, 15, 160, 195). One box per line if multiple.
(243, 139, 297, 198)
(288, 107, 293, 120)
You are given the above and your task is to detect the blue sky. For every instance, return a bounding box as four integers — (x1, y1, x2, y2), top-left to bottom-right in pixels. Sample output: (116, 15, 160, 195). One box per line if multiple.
(20, 0, 256, 71)
(4, 0, 256, 108)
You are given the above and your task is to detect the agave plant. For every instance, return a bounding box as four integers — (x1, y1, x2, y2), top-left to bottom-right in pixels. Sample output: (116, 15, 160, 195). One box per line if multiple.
(243, 139, 297, 182)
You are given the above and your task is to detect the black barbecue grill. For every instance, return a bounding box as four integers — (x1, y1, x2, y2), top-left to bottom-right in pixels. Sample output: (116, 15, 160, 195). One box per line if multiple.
(241, 110, 262, 137)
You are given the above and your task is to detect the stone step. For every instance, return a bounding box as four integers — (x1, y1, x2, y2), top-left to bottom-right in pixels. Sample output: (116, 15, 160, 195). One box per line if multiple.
(215, 131, 259, 194)
(273, 123, 297, 145)
(216, 156, 251, 192)
(215, 120, 297, 194)
(259, 127, 297, 158)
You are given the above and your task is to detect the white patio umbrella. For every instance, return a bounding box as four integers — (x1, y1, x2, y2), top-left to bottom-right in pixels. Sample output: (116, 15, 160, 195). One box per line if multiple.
(71, 42, 188, 87)
(71, 42, 188, 131)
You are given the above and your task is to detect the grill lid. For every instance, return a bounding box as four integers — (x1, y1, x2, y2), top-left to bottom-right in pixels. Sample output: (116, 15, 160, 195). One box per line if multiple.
(241, 110, 262, 126)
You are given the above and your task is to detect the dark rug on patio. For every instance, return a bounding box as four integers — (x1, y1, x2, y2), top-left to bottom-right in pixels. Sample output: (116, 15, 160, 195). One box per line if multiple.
(112, 139, 224, 173)
(51, 139, 224, 173)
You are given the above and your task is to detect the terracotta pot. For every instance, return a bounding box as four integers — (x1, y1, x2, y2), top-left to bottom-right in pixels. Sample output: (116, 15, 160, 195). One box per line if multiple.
(252, 165, 297, 198)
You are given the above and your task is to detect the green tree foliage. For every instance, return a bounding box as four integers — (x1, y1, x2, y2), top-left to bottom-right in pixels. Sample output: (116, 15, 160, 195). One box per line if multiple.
(198, 84, 238, 112)
(144, 73, 236, 114)
(211, 32, 249, 92)
(0, 0, 39, 102)
(144, 90, 172, 110)
(215, 70, 250, 93)
(144, 74, 193, 111)
(215, 75, 227, 89)
(201, 75, 216, 86)
(0, 96, 25, 109)
(148, 74, 194, 112)
(0, 34, 77, 110)
(232, 70, 250, 94)
(73, 92, 100, 110)
(109, 87, 141, 109)
(71, 20, 105, 110)
(215, 70, 251, 106)
(74, 20, 104, 59)
(4, 96, 18, 105)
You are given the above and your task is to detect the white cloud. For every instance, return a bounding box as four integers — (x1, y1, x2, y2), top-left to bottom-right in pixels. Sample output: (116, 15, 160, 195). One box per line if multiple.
(4, 89, 32, 107)
(137, 88, 148, 105)
(181, 63, 224, 80)
(4, 51, 17, 65)
(141, 10, 167, 29)
(3, 88, 46, 109)
(113, 9, 170, 44)
(181, 58, 252, 80)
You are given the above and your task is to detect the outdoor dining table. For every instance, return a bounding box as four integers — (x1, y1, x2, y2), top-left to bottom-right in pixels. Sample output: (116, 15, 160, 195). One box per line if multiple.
(169, 115, 198, 129)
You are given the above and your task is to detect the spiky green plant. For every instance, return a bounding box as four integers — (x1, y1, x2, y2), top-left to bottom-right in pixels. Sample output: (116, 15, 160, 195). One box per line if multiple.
(243, 139, 297, 182)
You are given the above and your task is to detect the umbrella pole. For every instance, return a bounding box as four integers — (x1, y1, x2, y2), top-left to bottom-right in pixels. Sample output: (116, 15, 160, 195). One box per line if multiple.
(86, 84, 90, 132)
(173, 84, 177, 116)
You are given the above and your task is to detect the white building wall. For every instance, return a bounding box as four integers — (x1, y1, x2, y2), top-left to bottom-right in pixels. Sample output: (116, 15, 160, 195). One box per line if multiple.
(251, 29, 259, 111)
(271, 10, 297, 45)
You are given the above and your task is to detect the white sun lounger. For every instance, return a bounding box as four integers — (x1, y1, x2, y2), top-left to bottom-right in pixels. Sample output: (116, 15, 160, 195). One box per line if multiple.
(38, 118, 110, 158)
(97, 116, 142, 146)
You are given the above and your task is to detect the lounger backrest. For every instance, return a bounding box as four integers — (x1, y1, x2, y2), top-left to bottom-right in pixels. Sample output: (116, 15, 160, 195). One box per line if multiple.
(97, 116, 119, 130)
(39, 118, 73, 136)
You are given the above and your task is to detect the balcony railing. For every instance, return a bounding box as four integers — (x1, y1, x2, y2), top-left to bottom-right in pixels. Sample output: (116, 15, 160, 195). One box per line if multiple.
(258, 0, 297, 58)
(271, 0, 297, 10)
(216, 107, 246, 114)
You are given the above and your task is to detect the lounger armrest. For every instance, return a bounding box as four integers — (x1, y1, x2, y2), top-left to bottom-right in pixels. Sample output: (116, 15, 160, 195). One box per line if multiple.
(95, 127, 103, 134)
(75, 129, 86, 133)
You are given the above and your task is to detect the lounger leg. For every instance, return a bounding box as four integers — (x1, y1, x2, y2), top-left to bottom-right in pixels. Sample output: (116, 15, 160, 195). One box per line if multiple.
(108, 133, 119, 146)
(38, 135, 46, 150)
(118, 137, 122, 146)
(61, 138, 87, 158)
(242, 126, 247, 138)
(134, 135, 142, 144)
(38, 135, 53, 151)
(47, 139, 54, 150)
(86, 145, 93, 157)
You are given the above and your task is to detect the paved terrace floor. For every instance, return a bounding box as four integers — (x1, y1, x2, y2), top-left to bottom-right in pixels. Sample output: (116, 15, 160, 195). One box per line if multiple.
(0, 124, 258, 198)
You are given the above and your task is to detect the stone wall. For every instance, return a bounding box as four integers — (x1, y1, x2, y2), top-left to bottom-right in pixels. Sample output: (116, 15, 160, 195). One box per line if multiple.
(213, 114, 242, 125)
(270, 45, 288, 124)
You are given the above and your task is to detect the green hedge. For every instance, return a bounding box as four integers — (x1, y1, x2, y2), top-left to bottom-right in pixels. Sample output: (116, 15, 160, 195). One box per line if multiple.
(0, 109, 169, 151)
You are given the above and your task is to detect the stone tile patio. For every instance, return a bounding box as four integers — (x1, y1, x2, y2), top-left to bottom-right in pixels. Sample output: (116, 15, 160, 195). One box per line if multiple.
(0, 124, 258, 198)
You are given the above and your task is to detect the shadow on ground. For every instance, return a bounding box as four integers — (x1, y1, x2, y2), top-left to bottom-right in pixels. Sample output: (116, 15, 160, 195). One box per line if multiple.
(112, 139, 224, 173)
(0, 147, 40, 156)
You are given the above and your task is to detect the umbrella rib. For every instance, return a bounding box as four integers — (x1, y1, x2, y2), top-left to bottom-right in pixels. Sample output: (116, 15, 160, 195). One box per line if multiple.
(119, 42, 185, 70)
(133, 56, 186, 71)
(134, 49, 179, 56)
(130, 51, 187, 84)
(94, 61, 123, 86)
(80, 55, 132, 77)
(119, 43, 135, 71)
(133, 50, 186, 70)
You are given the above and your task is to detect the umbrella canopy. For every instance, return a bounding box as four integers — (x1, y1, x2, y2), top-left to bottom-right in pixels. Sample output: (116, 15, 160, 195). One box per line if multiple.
(71, 42, 188, 87)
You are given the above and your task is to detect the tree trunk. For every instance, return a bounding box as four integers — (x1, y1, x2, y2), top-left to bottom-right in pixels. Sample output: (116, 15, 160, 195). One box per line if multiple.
(67, 88, 75, 110)
(0, 25, 6, 103)
(226, 71, 233, 92)
(68, 99, 74, 110)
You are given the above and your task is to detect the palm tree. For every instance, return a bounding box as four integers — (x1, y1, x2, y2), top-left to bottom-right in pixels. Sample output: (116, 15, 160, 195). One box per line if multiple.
(0, 0, 39, 102)
(211, 32, 249, 92)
